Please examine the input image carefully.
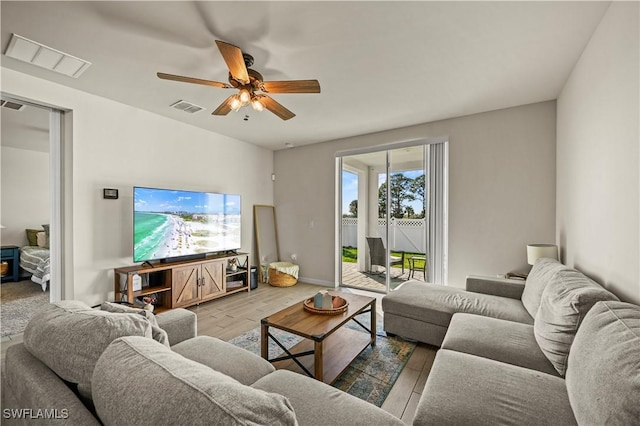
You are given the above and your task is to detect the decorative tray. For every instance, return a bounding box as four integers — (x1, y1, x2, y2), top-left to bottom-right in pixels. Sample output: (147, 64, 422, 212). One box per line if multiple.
(303, 295, 349, 315)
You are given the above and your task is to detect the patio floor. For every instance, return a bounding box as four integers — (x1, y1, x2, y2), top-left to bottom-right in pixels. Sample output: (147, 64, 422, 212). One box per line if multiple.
(340, 261, 426, 292)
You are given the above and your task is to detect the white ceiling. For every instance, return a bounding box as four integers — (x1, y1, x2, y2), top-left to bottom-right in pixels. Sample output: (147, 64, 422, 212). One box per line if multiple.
(0, 1, 610, 151)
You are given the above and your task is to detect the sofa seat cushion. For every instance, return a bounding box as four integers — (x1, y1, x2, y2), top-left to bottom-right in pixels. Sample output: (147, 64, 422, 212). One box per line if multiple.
(521, 258, 569, 318)
(566, 301, 640, 425)
(382, 281, 533, 328)
(535, 269, 619, 376)
(442, 313, 559, 376)
(415, 349, 576, 426)
(23, 301, 152, 389)
(172, 336, 275, 385)
(252, 369, 404, 426)
(92, 336, 297, 426)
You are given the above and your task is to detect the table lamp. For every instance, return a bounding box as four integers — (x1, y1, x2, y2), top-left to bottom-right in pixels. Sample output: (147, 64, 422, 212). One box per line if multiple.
(527, 244, 558, 265)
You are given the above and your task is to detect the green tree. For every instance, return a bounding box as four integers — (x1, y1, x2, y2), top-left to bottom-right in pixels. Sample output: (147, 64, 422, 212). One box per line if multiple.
(410, 174, 426, 218)
(378, 173, 415, 218)
(348, 199, 358, 217)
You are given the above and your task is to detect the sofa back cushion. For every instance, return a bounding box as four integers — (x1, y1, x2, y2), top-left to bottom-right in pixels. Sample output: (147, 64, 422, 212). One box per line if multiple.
(100, 301, 169, 346)
(92, 336, 297, 426)
(521, 258, 567, 318)
(23, 301, 152, 388)
(565, 301, 640, 424)
(534, 269, 618, 376)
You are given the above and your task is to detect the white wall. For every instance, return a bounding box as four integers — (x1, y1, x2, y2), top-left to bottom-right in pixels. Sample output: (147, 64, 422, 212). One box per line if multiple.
(274, 101, 557, 287)
(557, 2, 639, 303)
(1, 67, 274, 305)
(0, 146, 50, 246)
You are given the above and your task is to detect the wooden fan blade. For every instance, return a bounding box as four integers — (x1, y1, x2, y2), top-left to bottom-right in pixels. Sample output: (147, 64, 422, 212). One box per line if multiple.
(215, 40, 249, 85)
(212, 95, 236, 116)
(157, 72, 231, 88)
(262, 80, 321, 94)
(260, 95, 295, 120)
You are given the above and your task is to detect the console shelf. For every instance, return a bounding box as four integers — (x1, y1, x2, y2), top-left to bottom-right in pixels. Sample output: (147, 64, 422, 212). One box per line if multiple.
(114, 252, 250, 311)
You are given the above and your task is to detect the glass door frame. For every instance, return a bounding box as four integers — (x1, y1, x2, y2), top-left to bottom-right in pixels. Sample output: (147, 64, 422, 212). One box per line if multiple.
(336, 137, 447, 293)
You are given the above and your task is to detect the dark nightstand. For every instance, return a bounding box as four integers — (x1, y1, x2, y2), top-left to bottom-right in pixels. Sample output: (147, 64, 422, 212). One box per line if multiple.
(1, 245, 20, 282)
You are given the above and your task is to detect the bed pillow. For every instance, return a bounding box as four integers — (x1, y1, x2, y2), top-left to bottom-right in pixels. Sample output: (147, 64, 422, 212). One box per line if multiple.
(25, 228, 42, 246)
(36, 232, 47, 248)
(41, 224, 50, 249)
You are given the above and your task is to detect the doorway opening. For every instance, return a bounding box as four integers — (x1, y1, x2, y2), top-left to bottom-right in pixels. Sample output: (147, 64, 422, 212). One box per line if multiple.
(1, 95, 65, 337)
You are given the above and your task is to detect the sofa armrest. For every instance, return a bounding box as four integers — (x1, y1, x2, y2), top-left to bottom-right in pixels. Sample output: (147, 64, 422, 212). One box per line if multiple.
(155, 308, 197, 346)
(4, 344, 101, 426)
(465, 275, 525, 300)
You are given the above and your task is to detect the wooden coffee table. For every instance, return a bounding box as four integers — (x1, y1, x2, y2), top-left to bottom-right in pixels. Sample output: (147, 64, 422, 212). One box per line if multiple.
(260, 291, 376, 384)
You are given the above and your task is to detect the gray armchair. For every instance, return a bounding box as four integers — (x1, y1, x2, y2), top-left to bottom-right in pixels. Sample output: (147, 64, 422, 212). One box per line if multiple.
(366, 237, 405, 276)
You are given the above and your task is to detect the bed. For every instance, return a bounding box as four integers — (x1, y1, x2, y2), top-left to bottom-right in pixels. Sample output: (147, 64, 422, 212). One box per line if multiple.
(20, 246, 50, 291)
(20, 228, 51, 291)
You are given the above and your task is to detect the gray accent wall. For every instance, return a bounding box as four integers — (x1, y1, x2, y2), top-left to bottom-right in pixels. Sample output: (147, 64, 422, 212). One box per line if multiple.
(557, 2, 640, 304)
(274, 101, 557, 288)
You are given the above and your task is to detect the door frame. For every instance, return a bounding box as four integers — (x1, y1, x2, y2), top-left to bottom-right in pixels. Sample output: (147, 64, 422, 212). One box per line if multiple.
(1, 93, 68, 302)
(335, 137, 448, 292)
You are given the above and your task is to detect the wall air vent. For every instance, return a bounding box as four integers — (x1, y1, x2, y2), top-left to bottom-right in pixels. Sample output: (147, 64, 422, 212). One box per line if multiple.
(0, 100, 26, 111)
(170, 100, 205, 114)
(4, 34, 91, 78)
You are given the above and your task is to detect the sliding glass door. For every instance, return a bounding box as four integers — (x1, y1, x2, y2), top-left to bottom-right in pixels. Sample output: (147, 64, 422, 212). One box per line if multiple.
(338, 140, 445, 293)
(340, 151, 389, 292)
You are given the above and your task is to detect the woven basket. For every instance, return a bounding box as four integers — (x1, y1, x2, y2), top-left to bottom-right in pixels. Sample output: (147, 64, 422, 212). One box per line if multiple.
(268, 268, 298, 287)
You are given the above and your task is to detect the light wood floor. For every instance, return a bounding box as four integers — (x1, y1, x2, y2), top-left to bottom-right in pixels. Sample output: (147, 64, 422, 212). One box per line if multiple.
(187, 281, 437, 423)
(0, 281, 437, 424)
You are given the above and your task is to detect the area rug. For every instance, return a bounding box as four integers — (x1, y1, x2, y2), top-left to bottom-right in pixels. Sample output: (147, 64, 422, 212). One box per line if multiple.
(228, 315, 416, 407)
(1, 280, 50, 337)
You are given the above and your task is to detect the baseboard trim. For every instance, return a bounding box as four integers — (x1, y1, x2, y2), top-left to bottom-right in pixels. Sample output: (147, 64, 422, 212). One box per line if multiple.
(298, 276, 336, 287)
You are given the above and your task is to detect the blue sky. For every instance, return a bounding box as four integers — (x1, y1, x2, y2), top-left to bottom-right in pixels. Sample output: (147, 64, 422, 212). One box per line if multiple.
(342, 170, 425, 215)
(134, 187, 241, 214)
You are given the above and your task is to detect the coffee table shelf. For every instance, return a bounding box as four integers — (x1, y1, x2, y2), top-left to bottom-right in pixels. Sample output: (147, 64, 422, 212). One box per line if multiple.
(270, 326, 371, 384)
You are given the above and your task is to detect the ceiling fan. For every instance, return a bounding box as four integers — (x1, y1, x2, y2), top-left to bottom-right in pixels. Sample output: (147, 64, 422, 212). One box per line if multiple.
(157, 40, 320, 120)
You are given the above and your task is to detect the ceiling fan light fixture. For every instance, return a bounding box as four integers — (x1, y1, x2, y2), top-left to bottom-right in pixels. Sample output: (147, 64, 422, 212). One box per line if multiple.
(251, 97, 264, 112)
(238, 88, 251, 106)
(229, 95, 242, 111)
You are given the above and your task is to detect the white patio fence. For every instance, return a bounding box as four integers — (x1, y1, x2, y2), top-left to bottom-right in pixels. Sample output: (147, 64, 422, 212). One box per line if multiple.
(342, 218, 426, 253)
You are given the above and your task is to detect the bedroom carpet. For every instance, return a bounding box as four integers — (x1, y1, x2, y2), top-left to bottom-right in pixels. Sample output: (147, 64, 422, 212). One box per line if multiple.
(1, 280, 49, 337)
(228, 315, 416, 407)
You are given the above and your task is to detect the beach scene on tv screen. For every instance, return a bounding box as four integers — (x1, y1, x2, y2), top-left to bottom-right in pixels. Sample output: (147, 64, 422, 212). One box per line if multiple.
(134, 188, 241, 262)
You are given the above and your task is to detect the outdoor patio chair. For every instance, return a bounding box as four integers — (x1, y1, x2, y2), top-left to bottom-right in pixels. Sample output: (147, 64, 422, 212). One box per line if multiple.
(366, 237, 405, 277)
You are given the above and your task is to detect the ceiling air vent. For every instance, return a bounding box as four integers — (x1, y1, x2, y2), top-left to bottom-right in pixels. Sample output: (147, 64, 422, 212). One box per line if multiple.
(170, 100, 205, 114)
(0, 100, 26, 111)
(4, 34, 91, 78)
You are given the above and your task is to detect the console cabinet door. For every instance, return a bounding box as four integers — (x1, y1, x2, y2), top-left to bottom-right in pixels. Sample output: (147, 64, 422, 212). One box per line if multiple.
(172, 264, 200, 308)
(199, 260, 225, 302)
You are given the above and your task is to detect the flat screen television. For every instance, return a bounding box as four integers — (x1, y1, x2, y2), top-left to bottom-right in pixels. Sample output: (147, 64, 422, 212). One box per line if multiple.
(133, 186, 241, 263)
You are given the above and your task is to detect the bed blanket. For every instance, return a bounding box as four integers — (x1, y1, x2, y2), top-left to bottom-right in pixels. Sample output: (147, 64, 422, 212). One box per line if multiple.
(19, 246, 50, 291)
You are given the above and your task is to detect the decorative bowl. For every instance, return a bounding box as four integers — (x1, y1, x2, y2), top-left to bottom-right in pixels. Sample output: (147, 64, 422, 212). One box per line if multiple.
(303, 295, 349, 315)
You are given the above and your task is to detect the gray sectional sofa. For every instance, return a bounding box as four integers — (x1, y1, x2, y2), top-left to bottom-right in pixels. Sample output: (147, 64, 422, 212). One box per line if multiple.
(383, 258, 640, 424)
(4, 301, 403, 426)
